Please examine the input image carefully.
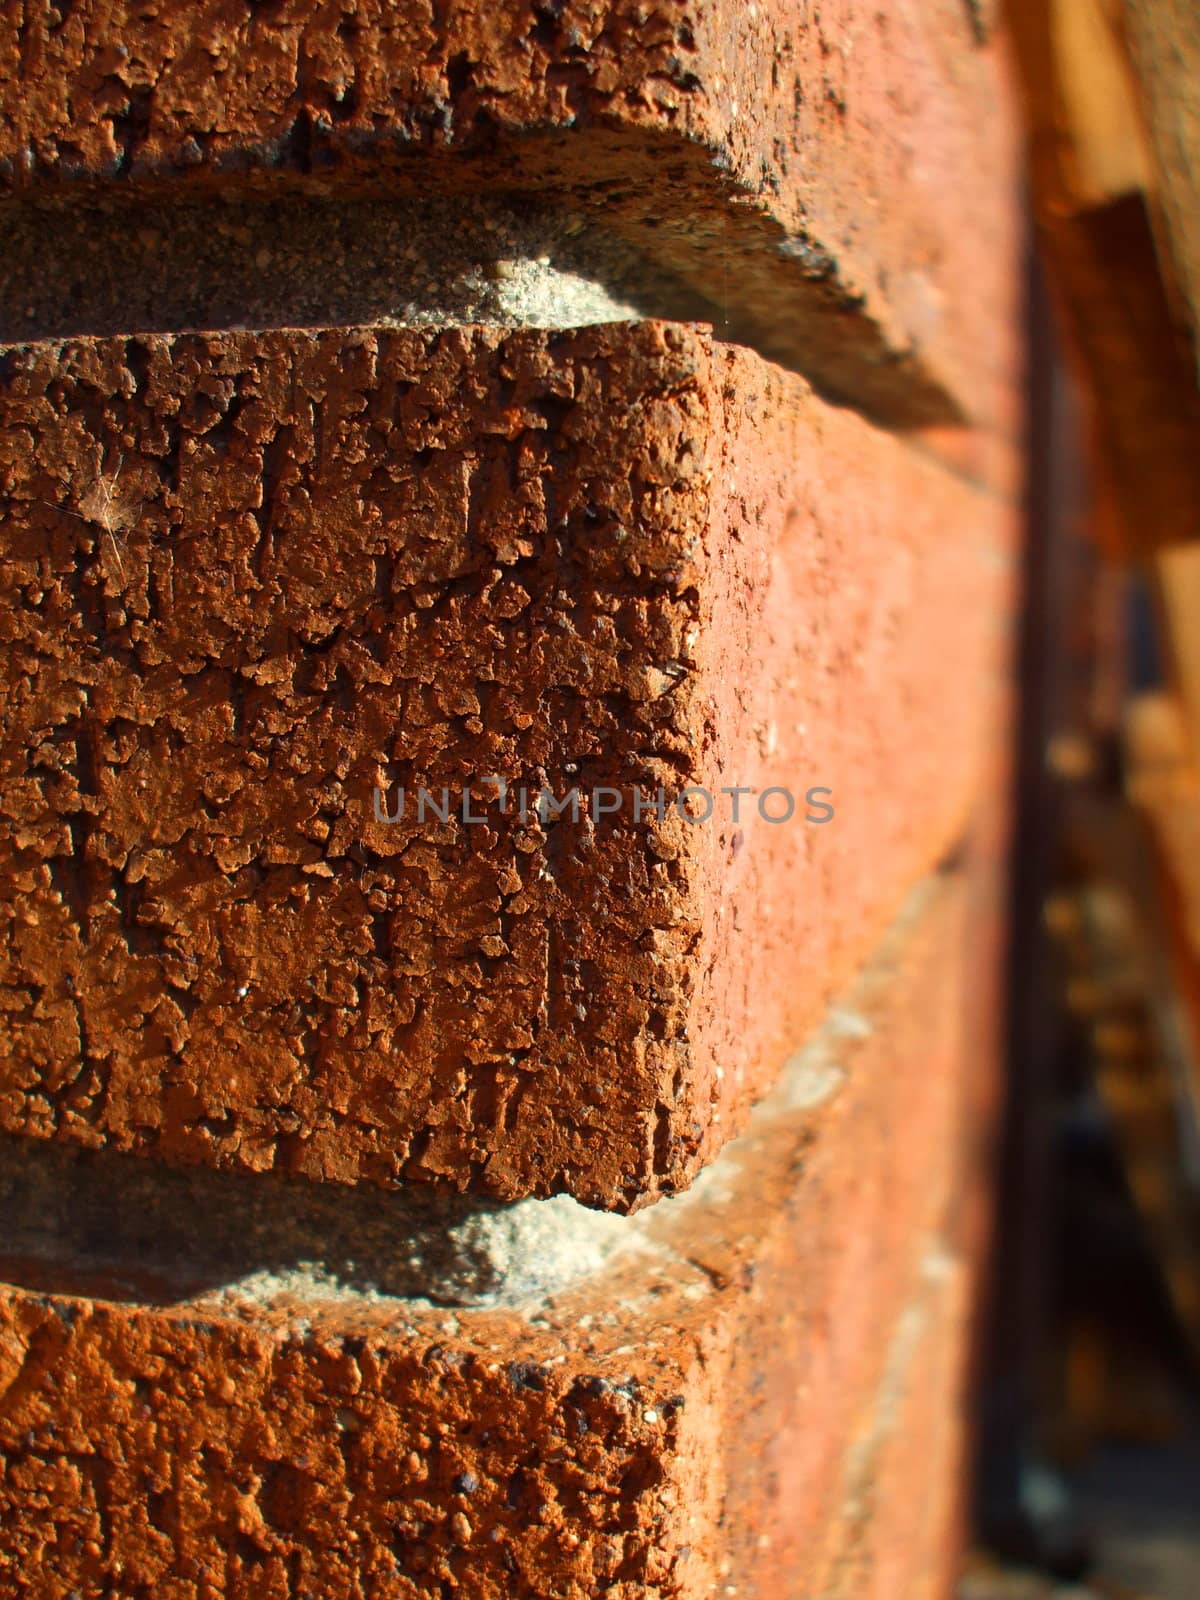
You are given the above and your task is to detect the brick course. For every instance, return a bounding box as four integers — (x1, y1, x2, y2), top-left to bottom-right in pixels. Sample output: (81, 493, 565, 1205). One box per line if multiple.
(0, 869, 980, 1599)
(0, 321, 1014, 1206)
(0, 0, 1019, 427)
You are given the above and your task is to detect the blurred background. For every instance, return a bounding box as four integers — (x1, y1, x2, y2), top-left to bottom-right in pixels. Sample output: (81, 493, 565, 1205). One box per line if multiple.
(964, 6, 1200, 1596)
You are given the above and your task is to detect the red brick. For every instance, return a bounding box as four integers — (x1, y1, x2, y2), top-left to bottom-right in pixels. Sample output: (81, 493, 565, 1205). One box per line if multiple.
(810, 790, 1011, 1600)
(0, 0, 1020, 428)
(816, 1245, 973, 1600)
(0, 868, 978, 1599)
(0, 321, 1015, 1206)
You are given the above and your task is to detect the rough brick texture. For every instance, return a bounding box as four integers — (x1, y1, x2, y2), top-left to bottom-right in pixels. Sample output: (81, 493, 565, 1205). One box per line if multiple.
(0, 321, 1014, 1207)
(0, 0, 1019, 426)
(0, 869, 982, 1599)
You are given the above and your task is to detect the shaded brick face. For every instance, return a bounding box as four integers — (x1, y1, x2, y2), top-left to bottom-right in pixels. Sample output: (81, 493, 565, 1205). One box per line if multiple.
(0, 322, 1012, 1205)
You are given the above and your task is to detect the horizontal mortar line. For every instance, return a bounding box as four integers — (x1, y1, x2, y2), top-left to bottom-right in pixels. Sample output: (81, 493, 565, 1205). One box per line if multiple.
(0, 190, 747, 356)
(0, 186, 969, 435)
(0, 206, 1016, 502)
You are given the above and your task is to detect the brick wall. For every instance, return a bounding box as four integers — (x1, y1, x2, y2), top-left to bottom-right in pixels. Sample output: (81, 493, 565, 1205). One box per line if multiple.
(0, 4, 1022, 1595)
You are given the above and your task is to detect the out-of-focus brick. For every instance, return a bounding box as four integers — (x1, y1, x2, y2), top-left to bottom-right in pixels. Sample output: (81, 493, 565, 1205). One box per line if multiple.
(817, 1244, 973, 1600)
(0, 0, 1020, 428)
(0, 321, 1015, 1206)
(0, 869, 977, 1600)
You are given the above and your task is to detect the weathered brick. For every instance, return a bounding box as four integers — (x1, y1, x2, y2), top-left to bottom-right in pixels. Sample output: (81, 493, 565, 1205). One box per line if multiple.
(0, 869, 979, 1599)
(0, 0, 1020, 427)
(0, 321, 1015, 1206)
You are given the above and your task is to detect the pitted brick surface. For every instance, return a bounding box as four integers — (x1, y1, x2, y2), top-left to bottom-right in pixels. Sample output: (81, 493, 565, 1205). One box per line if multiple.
(0, 0, 1020, 426)
(0, 320, 1014, 1206)
(0, 872, 981, 1600)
